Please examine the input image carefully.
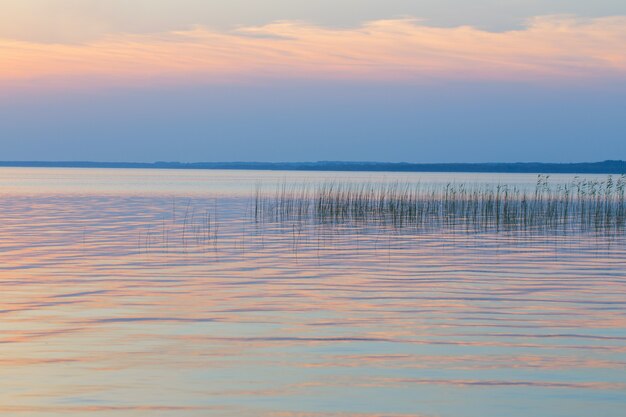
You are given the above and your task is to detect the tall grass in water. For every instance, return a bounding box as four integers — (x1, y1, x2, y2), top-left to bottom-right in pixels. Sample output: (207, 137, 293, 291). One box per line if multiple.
(254, 175, 626, 234)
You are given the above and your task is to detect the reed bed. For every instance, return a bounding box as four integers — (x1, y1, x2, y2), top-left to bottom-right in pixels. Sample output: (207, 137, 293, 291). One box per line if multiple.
(254, 175, 626, 234)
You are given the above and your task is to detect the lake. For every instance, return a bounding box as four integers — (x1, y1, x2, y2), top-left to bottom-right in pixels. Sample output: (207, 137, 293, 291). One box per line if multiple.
(1, 168, 625, 417)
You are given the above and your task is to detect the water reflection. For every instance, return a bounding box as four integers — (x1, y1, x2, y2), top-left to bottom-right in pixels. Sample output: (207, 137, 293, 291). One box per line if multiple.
(0, 171, 625, 417)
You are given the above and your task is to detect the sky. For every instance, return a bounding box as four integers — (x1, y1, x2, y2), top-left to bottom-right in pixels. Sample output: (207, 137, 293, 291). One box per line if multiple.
(1, 1, 625, 163)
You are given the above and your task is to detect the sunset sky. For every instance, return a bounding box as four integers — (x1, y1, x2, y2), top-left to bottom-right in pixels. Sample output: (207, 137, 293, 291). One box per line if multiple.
(1, 1, 625, 162)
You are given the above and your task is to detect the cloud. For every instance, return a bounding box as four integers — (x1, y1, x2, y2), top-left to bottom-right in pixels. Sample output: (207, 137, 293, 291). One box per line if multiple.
(1, 15, 625, 88)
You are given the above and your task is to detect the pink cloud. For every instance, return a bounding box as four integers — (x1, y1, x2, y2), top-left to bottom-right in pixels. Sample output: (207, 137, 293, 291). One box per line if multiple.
(1, 16, 625, 88)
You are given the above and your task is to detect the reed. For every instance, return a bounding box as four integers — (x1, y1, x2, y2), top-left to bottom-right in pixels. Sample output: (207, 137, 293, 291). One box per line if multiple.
(254, 175, 626, 234)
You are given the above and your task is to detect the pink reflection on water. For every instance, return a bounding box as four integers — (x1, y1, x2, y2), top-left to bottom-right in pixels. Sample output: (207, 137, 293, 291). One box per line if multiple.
(0, 188, 625, 417)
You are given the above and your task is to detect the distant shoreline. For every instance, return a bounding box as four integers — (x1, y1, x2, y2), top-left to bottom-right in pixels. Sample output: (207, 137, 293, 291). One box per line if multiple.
(1, 160, 625, 174)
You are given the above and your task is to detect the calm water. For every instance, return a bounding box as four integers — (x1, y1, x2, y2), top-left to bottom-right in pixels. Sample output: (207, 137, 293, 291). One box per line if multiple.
(1, 168, 625, 417)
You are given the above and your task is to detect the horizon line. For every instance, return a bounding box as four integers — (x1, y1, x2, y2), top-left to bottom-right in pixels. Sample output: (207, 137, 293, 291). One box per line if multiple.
(0, 160, 625, 175)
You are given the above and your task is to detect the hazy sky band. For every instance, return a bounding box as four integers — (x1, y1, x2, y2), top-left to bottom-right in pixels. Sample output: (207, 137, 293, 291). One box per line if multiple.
(2, 16, 626, 88)
(3, 0, 626, 42)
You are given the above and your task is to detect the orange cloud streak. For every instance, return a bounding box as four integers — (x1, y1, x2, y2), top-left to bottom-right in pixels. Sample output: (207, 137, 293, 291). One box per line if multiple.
(1, 16, 625, 87)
